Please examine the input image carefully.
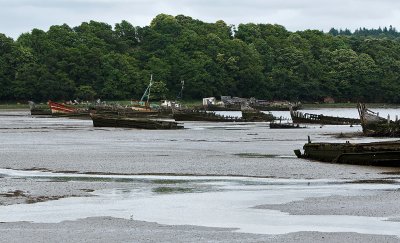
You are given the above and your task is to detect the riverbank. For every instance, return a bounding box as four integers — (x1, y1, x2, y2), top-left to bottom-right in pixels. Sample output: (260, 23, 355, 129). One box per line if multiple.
(301, 102, 400, 109)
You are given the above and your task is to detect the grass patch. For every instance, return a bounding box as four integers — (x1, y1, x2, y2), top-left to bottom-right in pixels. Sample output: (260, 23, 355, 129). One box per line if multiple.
(0, 103, 29, 110)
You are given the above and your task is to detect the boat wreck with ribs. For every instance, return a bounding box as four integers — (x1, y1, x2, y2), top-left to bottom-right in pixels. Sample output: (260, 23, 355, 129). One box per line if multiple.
(241, 104, 275, 122)
(294, 137, 400, 166)
(172, 109, 243, 122)
(29, 101, 51, 116)
(357, 103, 400, 137)
(90, 113, 183, 130)
(290, 107, 360, 125)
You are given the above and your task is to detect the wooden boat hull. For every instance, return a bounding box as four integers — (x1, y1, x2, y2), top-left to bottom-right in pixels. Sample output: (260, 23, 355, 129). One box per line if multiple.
(173, 110, 243, 122)
(205, 104, 301, 111)
(290, 109, 360, 125)
(95, 109, 171, 119)
(358, 103, 400, 137)
(269, 123, 304, 129)
(52, 112, 91, 119)
(250, 104, 301, 111)
(241, 110, 274, 122)
(91, 114, 183, 130)
(30, 108, 52, 116)
(48, 100, 91, 118)
(295, 140, 400, 166)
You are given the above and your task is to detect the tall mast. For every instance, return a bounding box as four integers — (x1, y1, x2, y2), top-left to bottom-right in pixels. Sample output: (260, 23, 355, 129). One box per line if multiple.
(140, 74, 153, 104)
(177, 80, 184, 100)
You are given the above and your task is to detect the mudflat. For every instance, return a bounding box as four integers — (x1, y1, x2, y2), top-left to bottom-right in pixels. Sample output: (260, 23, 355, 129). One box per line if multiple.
(1, 110, 400, 242)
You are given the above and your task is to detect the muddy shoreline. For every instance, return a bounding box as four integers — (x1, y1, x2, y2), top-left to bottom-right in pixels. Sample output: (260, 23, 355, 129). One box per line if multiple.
(1, 110, 400, 242)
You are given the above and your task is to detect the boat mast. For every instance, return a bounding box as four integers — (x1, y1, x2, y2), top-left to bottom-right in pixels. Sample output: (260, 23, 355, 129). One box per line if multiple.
(140, 74, 153, 105)
(177, 80, 184, 100)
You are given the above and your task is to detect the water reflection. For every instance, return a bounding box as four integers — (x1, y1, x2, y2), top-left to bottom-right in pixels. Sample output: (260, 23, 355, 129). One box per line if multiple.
(1, 169, 400, 236)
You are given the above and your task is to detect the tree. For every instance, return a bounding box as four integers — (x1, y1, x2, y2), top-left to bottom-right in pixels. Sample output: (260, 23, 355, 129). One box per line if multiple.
(76, 85, 97, 101)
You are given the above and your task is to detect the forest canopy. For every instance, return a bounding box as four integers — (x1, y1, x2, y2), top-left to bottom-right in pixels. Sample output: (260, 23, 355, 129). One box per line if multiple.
(1, 14, 400, 103)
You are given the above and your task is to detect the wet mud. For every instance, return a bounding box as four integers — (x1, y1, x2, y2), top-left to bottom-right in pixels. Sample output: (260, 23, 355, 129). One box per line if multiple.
(2, 110, 400, 241)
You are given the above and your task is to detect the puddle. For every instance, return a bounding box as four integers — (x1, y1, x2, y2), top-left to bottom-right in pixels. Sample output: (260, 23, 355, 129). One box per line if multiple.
(1, 169, 400, 237)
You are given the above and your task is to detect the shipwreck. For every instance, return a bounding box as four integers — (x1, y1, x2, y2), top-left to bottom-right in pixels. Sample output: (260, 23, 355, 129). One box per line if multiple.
(358, 103, 400, 137)
(290, 107, 360, 125)
(294, 137, 400, 166)
(90, 113, 183, 130)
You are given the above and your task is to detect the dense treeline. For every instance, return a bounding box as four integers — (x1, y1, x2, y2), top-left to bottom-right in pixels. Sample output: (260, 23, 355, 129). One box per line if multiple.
(329, 26, 400, 38)
(1, 14, 400, 103)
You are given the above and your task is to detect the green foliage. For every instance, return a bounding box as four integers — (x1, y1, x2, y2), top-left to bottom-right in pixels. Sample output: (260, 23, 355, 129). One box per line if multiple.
(76, 85, 96, 101)
(1, 15, 400, 103)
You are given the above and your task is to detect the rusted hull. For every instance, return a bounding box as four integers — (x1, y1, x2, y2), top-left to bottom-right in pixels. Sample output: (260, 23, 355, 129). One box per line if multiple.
(295, 140, 400, 166)
(91, 114, 183, 130)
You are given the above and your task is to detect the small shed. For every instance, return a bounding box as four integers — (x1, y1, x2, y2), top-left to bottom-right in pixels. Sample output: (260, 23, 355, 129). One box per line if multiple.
(203, 97, 216, 106)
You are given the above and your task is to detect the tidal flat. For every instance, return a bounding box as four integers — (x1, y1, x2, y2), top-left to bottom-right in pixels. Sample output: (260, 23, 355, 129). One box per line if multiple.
(1, 109, 400, 242)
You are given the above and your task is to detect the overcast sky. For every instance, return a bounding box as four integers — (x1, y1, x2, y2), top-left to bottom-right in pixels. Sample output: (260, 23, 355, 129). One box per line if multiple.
(1, 0, 400, 39)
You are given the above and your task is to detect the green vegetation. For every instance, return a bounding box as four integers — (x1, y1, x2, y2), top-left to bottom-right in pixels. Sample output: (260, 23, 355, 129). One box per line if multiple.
(0, 103, 29, 109)
(1, 14, 400, 103)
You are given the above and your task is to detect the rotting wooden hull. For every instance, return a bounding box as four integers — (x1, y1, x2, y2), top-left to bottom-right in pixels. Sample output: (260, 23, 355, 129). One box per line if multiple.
(250, 103, 301, 111)
(173, 110, 243, 122)
(204, 105, 241, 111)
(51, 112, 91, 119)
(290, 109, 360, 125)
(30, 108, 52, 116)
(48, 100, 90, 118)
(205, 103, 301, 111)
(95, 109, 171, 119)
(29, 101, 51, 115)
(269, 122, 304, 129)
(357, 103, 400, 137)
(241, 110, 274, 122)
(91, 114, 183, 130)
(295, 140, 400, 166)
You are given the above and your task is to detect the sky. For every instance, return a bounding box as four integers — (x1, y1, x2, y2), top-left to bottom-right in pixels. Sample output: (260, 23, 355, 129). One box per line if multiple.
(1, 0, 400, 39)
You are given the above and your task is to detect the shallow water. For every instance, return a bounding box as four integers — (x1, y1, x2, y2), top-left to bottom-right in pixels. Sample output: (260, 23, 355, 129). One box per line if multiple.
(1, 169, 400, 236)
